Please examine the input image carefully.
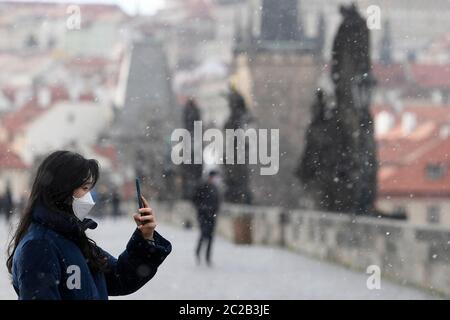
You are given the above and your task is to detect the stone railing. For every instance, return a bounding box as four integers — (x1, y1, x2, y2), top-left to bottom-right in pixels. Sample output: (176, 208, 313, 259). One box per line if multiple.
(135, 200, 450, 296)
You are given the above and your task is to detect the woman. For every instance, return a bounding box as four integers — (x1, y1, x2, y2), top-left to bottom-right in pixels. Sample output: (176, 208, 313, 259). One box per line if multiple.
(6, 150, 172, 300)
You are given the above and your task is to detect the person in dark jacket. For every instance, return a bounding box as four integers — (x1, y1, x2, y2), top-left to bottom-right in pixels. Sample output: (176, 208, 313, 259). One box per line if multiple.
(3, 183, 14, 222)
(6, 150, 172, 300)
(111, 188, 122, 218)
(192, 170, 221, 266)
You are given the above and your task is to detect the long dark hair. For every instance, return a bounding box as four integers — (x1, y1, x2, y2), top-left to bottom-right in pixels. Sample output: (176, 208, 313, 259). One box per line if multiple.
(6, 150, 108, 273)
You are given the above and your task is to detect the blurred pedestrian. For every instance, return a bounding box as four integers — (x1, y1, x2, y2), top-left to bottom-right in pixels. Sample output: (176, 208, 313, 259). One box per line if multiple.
(91, 185, 108, 217)
(111, 188, 121, 218)
(0, 192, 4, 219)
(4, 184, 14, 222)
(192, 170, 221, 266)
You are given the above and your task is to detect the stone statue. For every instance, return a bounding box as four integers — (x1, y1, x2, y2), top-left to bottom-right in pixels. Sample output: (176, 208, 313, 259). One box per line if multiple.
(297, 89, 336, 210)
(182, 98, 203, 199)
(298, 4, 377, 215)
(223, 87, 252, 204)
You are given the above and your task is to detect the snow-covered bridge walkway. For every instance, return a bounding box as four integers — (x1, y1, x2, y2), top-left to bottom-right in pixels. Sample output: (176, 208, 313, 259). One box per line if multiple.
(0, 217, 435, 300)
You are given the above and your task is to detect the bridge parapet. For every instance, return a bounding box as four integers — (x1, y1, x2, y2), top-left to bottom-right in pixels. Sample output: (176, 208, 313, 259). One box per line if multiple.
(144, 200, 450, 296)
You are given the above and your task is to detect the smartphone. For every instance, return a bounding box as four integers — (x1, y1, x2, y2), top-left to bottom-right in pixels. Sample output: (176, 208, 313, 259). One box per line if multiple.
(135, 178, 144, 210)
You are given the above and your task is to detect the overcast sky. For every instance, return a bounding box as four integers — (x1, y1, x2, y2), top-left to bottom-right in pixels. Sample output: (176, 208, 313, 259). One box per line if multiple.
(2, 0, 166, 15)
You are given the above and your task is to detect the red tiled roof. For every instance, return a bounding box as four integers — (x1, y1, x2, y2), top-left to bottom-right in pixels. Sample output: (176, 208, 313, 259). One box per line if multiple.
(373, 105, 450, 134)
(372, 63, 450, 89)
(186, 0, 213, 20)
(66, 57, 109, 74)
(79, 92, 96, 102)
(2, 87, 17, 103)
(0, 143, 27, 169)
(378, 139, 437, 166)
(378, 138, 450, 197)
(373, 63, 407, 87)
(0, 86, 72, 133)
(49, 86, 70, 103)
(402, 105, 450, 123)
(410, 64, 450, 89)
(0, 84, 90, 133)
(373, 105, 449, 165)
(1, 101, 46, 133)
(374, 104, 450, 197)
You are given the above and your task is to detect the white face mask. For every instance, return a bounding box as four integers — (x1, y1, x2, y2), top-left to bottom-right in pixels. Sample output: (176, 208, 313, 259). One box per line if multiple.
(72, 191, 95, 221)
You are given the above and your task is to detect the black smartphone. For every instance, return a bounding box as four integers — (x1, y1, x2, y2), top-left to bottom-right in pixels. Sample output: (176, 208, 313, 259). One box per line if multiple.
(135, 178, 144, 210)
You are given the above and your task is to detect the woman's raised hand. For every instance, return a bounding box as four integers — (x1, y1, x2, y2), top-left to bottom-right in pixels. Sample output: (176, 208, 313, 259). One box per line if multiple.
(133, 196, 156, 240)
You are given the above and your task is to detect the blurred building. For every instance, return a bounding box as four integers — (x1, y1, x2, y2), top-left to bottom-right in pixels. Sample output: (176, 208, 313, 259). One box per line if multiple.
(147, 0, 249, 128)
(109, 36, 178, 200)
(232, 0, 324, 207)
(0, 2, 127, 202)
(62, 5, 129, 58)
(0, 0, 449, 218)
(373, 62, 450, 106)
(0, 143, 28, 204)
(0, 2, 129, 57)
(301, 0, 450, 62)
(375, 105, 450, 225)
(0, 89, 113, 165)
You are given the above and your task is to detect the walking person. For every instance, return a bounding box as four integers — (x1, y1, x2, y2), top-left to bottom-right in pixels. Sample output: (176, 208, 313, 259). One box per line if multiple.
(111, 188, 121, 219)
(0, 190, 3, 218)
(4, 183, 14, 223)
(6, 150, 172, 300)
(192, 170, 221, 266)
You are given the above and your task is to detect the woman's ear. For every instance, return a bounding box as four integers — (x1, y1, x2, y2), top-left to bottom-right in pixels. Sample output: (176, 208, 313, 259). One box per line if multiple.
(73, 187, 84, 199)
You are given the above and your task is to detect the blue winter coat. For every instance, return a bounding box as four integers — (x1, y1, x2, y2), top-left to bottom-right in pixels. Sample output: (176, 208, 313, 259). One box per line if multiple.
(11, 202, 172, 300)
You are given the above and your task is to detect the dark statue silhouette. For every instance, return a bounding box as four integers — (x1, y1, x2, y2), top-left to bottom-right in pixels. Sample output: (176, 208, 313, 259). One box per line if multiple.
(298, 4, 377, 215)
